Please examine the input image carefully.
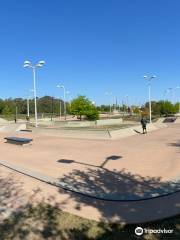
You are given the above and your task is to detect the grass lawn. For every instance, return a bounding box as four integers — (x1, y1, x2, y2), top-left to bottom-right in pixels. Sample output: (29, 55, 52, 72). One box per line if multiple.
(0, 203, 179, 240)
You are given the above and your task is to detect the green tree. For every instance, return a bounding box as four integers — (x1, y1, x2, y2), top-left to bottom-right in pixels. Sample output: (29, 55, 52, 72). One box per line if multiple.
(0, 99, 5, 114)
(174, 102, 180, 113)
(132, 106, 141, 114)
(2, 105, 12, 116)
(145, 100, 177, 117)
(70, 96, 99, 120)
(97, 105, 111, 112)
(85, 108, 99, 121)
(160, 101, 176, 115)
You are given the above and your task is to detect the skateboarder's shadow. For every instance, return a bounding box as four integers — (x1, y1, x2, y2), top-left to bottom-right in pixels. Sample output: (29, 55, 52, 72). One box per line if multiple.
(133, 129, 143, 134)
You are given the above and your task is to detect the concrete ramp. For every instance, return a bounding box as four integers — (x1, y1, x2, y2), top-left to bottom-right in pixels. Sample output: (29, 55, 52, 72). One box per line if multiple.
(0, 118, 8, 124)
(156, 118, 165, 123)
(175, 117, 180, 123)
(109, 124, 162, 139)
(0, 124, 26, 133)
(30, 123, 166, 140)
(31, 127, 111, 140)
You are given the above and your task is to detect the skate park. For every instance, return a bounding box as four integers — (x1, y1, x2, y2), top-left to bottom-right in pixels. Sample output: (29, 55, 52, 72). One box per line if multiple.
(0, 115, 180, 223)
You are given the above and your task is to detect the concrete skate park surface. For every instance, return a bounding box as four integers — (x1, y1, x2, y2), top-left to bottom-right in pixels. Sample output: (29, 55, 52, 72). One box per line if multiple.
(27, 122, 166, 140)
(0, 123, 26, 132)
(0, 123, 180, 223)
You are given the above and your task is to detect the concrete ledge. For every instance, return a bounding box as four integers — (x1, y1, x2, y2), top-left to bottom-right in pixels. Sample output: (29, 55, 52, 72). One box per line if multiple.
(109, 123, 164, 139)
(0, 160, 180, 201)
(27, 122, 167, 140)
(31, 127, 111, 140)
(0, 123, 26, 133)
(96, 119, 123, 126)
(175, 117, 180, 123)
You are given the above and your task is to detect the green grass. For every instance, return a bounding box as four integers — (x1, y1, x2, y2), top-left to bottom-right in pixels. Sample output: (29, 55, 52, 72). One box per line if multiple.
(0, 203, 179, 240)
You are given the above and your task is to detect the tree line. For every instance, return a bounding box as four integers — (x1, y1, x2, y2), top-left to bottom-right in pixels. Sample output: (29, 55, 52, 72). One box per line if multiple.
(0, 96, 66, 117)
(0, 95, 99, 120)
(0, 96, 179, 120)
(143, 100, 179, 116)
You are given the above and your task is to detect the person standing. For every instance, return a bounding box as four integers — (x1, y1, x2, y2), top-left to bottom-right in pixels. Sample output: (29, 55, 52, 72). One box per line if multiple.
(141, 117, 147, 134)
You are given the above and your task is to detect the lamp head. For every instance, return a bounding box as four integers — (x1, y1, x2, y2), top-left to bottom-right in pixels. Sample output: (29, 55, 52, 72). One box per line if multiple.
(23, 64, 30, 68)
(24, 60, 31, 65)
(23, 60, 31, 68)
(38, 60, 45, 65)
(143, 75, 156, 79)
(36, 60, 45, 67)
(57, 84, 63, 88)
(105, 92, 112, 95)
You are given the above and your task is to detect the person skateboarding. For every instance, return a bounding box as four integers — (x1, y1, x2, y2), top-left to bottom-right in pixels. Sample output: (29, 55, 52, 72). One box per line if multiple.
(141, 117, 147, 134)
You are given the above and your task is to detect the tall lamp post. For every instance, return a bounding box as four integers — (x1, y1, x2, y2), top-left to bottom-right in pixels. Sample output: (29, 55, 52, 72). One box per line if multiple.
(66, 91, 72, 107)
(175, 86, 180, 114)
(168, 87, 174, 103)
(163, 89, 169, 103)
(144, 75, 156, 123)
(23, 60, 45, 127)
(57, 84, 66, 120)
(51, 96, 54, 121)
(27, 96, 30, 118)
(105, 92, 112, 115)
(27, 89, 34, 118)
(125, 95, 129, 113)
(56, 97, 62, 118)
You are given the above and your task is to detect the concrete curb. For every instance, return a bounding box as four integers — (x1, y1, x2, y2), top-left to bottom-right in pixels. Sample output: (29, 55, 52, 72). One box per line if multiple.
(0, 160, 179, 202)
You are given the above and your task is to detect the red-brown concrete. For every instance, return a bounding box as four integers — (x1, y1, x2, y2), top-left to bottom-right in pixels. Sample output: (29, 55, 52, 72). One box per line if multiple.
(0, 123, 180, 223)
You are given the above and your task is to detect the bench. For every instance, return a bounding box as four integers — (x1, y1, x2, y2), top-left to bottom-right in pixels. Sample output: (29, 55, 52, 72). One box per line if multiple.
(4, 137, 33, 145)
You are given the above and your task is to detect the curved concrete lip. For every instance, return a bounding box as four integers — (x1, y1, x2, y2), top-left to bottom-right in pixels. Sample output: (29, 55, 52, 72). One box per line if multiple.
(0, 160, 180, 202)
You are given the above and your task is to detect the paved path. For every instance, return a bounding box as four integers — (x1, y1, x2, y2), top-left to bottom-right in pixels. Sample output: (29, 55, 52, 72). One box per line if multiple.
(0, 123, 179, 223)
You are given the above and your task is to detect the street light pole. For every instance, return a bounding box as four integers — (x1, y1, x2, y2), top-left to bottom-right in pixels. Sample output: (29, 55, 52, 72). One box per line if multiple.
(27, 89, 34, 119)
(105, 92, 112, 115)
(51, 96, 54, 121)
(23, 60, 45, 127)
(66, 91, 72, 107)
(163, 90, 168, 103)
(60, 99, 62, 118)
(55, 96, 62, 119)
(15, 106, 18, 122)
(57, 84, 66, 120)
(175, 86, 180, 114)
(168, 88, 173, 103)
(144, 75, 156, 123)
(148, 84, 151, 122)
(32, 67, 38, 126)
(125, 95, 129, 113)
(27, 96, 30, 117)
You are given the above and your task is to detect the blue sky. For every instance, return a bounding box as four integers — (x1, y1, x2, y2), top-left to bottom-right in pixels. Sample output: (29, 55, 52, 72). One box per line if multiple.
(0, 0, 180, 105)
